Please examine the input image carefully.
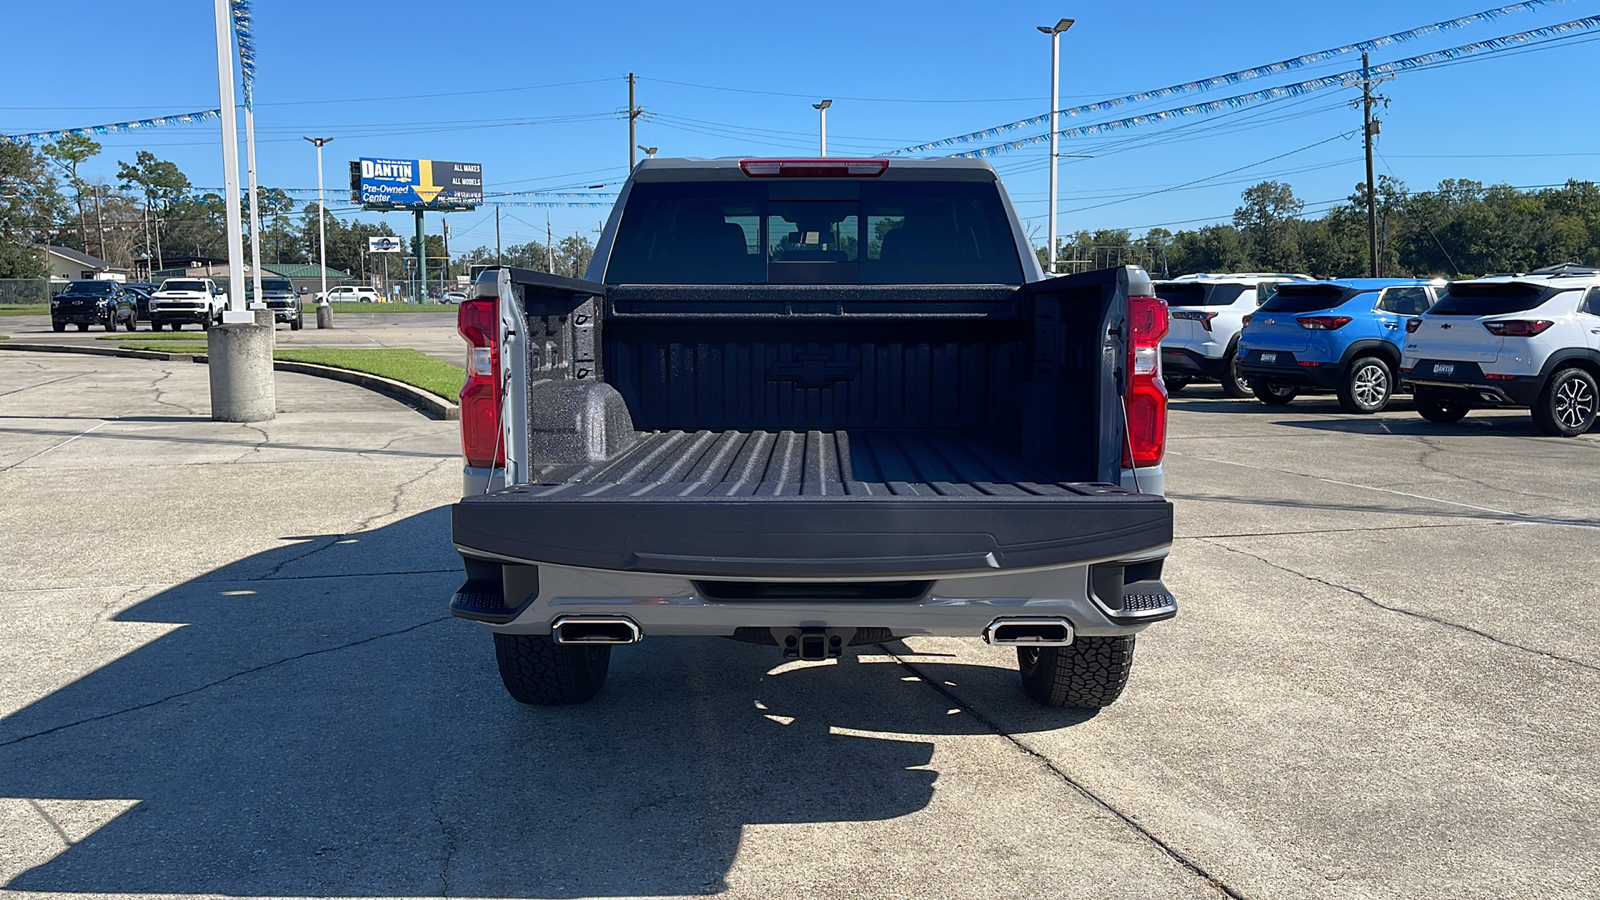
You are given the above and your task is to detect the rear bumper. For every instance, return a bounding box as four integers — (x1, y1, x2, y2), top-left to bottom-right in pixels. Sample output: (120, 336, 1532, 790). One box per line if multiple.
(453, 490, 1174, 580)
(1238, 350, 1343, 390)
(51, 312, 105, 325)
(453, 555, 1175, 639)
(1403, 358, 1543, 407)
(1162, 347, 1229, 378)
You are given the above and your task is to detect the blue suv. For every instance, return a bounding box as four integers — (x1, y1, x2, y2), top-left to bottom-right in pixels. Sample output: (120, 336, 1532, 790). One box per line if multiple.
(1236, 278, 1446, 413)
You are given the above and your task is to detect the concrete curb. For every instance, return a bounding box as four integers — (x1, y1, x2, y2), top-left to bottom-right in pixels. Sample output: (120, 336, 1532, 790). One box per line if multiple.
(0, 341, 460, 421)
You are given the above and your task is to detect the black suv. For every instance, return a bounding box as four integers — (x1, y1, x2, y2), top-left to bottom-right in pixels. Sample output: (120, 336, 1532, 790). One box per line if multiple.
(51, 281, 138, 333)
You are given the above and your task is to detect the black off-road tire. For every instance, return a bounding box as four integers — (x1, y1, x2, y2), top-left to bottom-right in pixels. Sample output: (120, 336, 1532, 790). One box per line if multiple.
(103, 317, 117, 332)
(1414, 388, 1471, 424)
(1164, 375, 1192, 394)
(1532, 367, 1598, 438)
(493, 632, 611, 705)
(52, 321, 65, 333)
(169, 322, 181, 332)
(1251, 381, 1298, 406)
(1017, 636, 1137, 709)
(291, 313, 303, 331)
(123, 311, 137, 331)
(76, 323, 89, 332)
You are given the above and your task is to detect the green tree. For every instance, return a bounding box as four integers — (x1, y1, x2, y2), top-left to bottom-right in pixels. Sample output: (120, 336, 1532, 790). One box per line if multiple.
(117, 151, 193, 268)
(1233, 180, 1304, 272)
(0, 141, 63, 277)
(41, 134, 100, 252)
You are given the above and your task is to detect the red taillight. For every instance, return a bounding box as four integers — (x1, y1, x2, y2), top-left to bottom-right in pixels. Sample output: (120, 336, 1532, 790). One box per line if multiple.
(1297, 315, 1353, 331)
(1123, 295, 1169, 470)
(457, 297, 503, 469)
(1485, 373, 1517, 380)
(1484, 319, 1554, 336)
(739, 158, 889, 178)
(1171, 310, 1217, 331)
(1406, 318, 1423, 333)
(1241, 314, 1253, 327)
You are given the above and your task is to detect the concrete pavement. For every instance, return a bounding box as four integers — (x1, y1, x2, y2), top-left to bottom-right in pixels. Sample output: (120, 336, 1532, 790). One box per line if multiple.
(1, 356, 1598, 899)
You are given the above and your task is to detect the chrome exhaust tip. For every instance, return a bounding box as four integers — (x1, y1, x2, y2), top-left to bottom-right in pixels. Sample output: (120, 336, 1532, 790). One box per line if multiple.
(551, 616, 642, 645)
(984, 617, 1075, 647)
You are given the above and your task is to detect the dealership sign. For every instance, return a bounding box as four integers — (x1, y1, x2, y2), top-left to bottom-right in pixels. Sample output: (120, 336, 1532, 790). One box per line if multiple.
(368, 236, 405, 253)
(351, 158, 482, 211)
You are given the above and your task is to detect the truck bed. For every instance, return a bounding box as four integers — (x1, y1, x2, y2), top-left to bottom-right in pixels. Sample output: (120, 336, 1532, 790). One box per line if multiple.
(454, 428, 1171, 579)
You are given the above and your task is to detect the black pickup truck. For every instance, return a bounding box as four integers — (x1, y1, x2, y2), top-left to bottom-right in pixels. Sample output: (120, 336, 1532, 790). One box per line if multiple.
(451, 157, 1176, 710)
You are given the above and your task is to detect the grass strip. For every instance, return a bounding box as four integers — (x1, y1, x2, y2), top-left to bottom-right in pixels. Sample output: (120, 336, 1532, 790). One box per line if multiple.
(97, 332, 214, 342)
(0, 305, 49, 316)
(271, 348, 465, 400)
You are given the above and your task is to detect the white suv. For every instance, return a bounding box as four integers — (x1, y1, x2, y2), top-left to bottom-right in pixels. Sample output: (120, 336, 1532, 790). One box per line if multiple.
(1156, 273, 1311, 396)
(1401, 264, 1600, 437)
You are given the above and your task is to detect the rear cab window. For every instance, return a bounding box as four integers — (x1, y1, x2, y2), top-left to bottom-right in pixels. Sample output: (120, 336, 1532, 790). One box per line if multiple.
(160, 280, 207, 293)
(65, 280, 114, 294)
(605, 181, 1023, 285)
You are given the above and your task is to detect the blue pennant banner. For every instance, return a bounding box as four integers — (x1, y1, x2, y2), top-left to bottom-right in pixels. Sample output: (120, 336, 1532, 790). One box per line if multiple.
(895, 0, 1569, 155)
(231, 0, 255, 111)
(951, 15, 1600, 159)
(2, 110, 223, 144)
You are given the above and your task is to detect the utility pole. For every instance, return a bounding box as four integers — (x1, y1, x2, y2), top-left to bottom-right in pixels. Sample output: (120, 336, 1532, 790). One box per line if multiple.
(415, 209, 427, 301)
(546, 212, 555, 273)
(627, 73, 642, 169)
(813, 100, 832, 156)
(1038, 18, 1074, 276)
(442, 217, 451, 295)
(1357, 52, 1389, 279)
(495, 206, 502, 266)
(93, 186, 105, 261)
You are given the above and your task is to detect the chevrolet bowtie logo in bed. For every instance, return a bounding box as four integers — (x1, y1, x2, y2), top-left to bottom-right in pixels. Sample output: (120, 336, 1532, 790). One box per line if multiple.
(767, 354, 862, 388)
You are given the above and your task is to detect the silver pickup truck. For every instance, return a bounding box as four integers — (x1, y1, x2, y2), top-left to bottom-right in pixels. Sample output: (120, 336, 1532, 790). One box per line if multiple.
(450, 157, 1177, 711)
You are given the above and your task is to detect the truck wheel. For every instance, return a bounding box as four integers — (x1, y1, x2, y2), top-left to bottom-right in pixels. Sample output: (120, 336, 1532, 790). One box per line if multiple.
(1164, 375, 1192, 394)
(124, 311, 137, 332)
(1251, 381, 1297, 406)
(1414, 388, 1471, 424)
(200, 318, 211, 331)
(151, 321, 163, 331)
(169, 322, 181, 332)
(1532, 367, 1598, 437)
(76, 323, 89, 332)
(52, 322, 65, 333)
(1017, 636, 1136, 709)
(291, 314, 303, 331)
(493, 632, 610, 705)
(1220, 349, 1252, 398)
(103, 318, 117, 332)
(1337, 356, 1392, 414)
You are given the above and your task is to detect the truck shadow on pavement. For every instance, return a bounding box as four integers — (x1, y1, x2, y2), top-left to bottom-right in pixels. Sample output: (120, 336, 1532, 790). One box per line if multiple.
(0, 508, 1043, 898)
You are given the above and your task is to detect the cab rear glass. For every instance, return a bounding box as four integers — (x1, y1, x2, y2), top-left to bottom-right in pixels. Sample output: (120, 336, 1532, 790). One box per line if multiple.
(1431, 282, 1549, 316)
(64, 281, 114, 294)
(1154, 283, 1250, 307)
(161, 280, 206, 292)
(261, 279, 294, 292)
(605, 181, 1023, 286)
(1257, 284, 1351, 313)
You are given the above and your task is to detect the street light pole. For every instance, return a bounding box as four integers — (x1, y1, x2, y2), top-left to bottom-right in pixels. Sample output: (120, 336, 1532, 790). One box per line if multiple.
(304, 136, 333, 326)
(638, 145, 658, 160)
(1038, 18, 1074, 276)
(212, 0, 246, 313)
(813, 100, 832, 157)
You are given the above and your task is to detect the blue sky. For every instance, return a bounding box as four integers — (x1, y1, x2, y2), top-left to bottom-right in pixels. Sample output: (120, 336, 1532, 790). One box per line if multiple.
(5, 0, 1597, 254)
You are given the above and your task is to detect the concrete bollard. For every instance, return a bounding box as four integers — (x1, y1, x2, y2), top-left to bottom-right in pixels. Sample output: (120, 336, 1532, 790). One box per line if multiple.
(316, 303, 334, 329)
(208, 323, 276, 422)
(252, 307, 275, 328)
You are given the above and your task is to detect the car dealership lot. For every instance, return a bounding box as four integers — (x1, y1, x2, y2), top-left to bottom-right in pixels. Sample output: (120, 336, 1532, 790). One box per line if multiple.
(0, 358, 1596, 899)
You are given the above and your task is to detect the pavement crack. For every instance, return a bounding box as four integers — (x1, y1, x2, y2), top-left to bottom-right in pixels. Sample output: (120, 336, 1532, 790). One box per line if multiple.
(0, 372, 88, 398)
(0, 617, 451, 749)
(880, 645, 1252, 900)
(1197, 538, 1600, 674)
(430, 773, 458, 897)
(1177, 521, 1491, 540)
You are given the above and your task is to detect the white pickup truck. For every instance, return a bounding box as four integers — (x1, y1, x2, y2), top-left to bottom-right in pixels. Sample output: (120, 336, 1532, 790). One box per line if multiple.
(148, 278, 225, 331)
(450, 157, 1178, 712)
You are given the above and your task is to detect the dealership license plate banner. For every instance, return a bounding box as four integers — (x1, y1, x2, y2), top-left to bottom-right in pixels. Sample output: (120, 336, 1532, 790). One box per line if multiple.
(351, 158, 482, 211)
